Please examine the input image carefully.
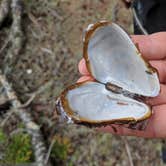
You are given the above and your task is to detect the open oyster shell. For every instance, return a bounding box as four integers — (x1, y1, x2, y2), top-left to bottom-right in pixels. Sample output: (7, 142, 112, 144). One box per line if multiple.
(56, 21, 160, 128)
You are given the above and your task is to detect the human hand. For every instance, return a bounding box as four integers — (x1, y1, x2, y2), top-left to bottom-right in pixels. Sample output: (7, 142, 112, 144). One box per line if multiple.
(78, 32, 166, 138)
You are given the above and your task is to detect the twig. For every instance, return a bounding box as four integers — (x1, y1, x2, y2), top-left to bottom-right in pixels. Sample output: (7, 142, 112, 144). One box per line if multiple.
(132, 7, 148, 35)
(28, 12, 41, 28)
(25, 80, 53, 97)
(47, 7, 64, 21)
(0, 0, 11, 27)
(18, 93, 36, 108)
(122, 137, 134, 166)
(44, 138, 56, 165)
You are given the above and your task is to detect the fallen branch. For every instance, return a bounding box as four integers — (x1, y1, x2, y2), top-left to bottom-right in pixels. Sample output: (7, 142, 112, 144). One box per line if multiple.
(4, 0, 24, 74)
(0, 72, 51, 166)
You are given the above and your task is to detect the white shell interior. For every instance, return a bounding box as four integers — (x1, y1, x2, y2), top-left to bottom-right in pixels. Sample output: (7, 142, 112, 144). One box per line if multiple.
(87, 23, 160, 97)
(66, 82, 150, 122)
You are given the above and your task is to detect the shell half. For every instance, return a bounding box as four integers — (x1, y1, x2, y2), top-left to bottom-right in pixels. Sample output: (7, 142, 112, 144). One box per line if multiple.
(57, 81, 151, 125)
(83, 21, 160, 97)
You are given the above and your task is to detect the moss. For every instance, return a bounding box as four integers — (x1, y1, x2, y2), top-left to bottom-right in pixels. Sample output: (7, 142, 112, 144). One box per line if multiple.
(50, 135, 73, 163)
(3, 133, 34, 164)
(51, 141, 68, 161)
(0, 129, 7, 144)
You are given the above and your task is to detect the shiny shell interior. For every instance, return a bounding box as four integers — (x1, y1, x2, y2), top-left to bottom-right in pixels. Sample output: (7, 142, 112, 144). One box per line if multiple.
(84, 22, 160, 97)
(56, 21, 160, 126)
(58, 82, 151, 124)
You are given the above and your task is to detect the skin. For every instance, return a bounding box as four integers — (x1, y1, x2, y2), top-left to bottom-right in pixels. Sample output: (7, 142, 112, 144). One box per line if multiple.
(77, 32, 166, 138)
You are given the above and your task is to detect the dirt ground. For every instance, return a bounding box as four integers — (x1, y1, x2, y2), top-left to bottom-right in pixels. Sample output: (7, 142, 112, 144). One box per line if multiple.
(0, 0, 165, 165)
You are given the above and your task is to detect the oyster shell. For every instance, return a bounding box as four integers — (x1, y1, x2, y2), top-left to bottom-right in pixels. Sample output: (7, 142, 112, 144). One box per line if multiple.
(84, 21, 159, 97)
(57, 81, 151, 125)
(56, 21, 160, 128)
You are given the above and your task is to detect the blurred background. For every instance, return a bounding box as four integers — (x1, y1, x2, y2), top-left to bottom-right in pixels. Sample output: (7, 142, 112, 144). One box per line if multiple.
(0, 0, 164, 165)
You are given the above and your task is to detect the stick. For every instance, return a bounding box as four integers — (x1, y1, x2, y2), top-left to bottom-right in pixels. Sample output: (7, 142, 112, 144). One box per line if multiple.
(4, 0, 24, 74)
(45, 139, 56, 165)
(122, 137, 134, 166)
(132, 7, 148, 35)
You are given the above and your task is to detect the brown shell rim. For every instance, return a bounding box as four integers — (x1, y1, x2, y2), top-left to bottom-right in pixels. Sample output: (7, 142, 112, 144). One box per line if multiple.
(83, 21, 159, 85)
(59, 81, 152, 125)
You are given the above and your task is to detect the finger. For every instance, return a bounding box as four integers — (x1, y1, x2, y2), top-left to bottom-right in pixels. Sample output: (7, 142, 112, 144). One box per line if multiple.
(131, 32, 166, 60)
(149, 60, 166, 83)
(77, 76, 94, 83)
(78, 58, 90, 76)
(146, 84, 166, 106)
(99, 104, 166, 138)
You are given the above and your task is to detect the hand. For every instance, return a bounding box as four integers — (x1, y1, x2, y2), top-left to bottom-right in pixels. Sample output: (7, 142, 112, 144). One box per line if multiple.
(78, 32, 166, 138)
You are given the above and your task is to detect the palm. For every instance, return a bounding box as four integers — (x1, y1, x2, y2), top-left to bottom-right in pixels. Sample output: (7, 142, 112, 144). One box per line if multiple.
(78, 33, 166, 138)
